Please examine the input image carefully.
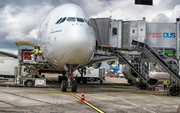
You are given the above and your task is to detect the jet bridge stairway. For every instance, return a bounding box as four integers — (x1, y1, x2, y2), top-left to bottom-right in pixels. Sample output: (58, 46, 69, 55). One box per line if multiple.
(115, 51, 158, 89)
(132, 40, 180, 84)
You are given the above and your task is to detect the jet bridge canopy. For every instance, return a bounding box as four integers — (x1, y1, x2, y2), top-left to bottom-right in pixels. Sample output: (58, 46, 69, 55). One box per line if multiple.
(15, 41, 38, 47)
(90, 18, 180, 51)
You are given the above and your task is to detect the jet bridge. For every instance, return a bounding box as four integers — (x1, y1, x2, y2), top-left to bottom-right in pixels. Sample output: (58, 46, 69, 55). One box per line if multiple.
(90, 17, 180, 92)
(89, 18, 179, 51)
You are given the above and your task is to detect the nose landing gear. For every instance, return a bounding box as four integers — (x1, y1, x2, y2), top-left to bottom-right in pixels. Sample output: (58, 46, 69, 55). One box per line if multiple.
(60, 64, 78, 92)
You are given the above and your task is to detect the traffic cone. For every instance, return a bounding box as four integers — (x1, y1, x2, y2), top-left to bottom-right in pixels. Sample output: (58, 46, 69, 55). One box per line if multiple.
(80, 90, 85, 101)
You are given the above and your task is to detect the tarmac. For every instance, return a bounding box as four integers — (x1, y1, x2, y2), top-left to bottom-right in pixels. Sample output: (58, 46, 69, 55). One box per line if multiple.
(0, 74, 180, 113)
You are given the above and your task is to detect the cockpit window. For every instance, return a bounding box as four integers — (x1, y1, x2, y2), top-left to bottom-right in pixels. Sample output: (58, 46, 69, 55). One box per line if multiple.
(67, 17, 75, 22)
(59, 17, 67, 24)
(55, 18, 62, 24)
(84, 19, 88, 24)
(77, 18, 84, 22)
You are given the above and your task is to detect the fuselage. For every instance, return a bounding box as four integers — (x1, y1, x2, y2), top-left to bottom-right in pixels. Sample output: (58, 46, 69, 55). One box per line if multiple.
(38, 4, 96, 70)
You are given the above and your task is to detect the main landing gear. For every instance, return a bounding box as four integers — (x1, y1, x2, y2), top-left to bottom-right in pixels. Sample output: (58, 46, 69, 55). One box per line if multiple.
(59, 64, 78, 92)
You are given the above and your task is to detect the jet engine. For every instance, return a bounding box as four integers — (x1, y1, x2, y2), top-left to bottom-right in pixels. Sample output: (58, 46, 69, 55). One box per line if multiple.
(92, 63, 102, 69)
(121, 65, 138, 85)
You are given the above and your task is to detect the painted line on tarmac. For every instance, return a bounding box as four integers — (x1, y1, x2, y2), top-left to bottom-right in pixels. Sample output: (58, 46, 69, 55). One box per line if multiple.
(118, 86, 180, 105)
(0, 100, 36, 113)
(118, 98, 156, 113)
(48, 76, 105, 113)
(68, 91, 105, 113)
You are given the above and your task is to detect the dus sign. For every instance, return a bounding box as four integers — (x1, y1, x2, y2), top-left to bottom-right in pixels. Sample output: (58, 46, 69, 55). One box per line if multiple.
(147, 32, 176, 38)
(163, 33, 176, 38)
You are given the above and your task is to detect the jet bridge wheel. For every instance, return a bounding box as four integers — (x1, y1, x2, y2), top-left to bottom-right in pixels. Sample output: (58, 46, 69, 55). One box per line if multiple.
(169, 86, 179, 96)
(71, 81, 77, 92)
(61, 80, 67, 92)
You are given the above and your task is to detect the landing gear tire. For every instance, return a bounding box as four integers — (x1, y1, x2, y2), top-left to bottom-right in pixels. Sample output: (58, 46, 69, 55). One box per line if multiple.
(61, 80, 67, 92)
(71, 81, 77, 92)
(26, 80, 33, 87)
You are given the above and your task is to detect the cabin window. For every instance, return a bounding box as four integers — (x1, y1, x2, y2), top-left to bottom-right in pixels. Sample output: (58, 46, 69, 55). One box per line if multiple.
(67, 17, 75, 22)
(77, 18, 84, 22)
(55, 18, 62, 24)
(112, 28, 117, 35)
(59, 17, 67, 24)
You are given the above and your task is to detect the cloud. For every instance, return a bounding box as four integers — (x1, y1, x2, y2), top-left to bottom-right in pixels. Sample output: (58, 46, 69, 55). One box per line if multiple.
(151, 13, 170, 22)
(0, 2, 54, 47)
(90, 0, 180, 22)
(5, 28, 39, 41)
(0, 0, 180, 48)
(151, 4, 180, 22)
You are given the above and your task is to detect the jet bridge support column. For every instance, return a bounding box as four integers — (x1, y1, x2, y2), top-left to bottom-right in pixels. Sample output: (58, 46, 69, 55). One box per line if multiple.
(176, 18, 180, 75)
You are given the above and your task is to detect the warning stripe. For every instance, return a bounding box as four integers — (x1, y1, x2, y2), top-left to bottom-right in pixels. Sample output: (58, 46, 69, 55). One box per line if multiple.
(68, 91, 105, 113)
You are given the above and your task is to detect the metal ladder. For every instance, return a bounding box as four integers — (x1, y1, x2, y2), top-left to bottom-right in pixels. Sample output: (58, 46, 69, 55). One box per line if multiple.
(132, 40, 180, 83)
(116, 51, 158, 87)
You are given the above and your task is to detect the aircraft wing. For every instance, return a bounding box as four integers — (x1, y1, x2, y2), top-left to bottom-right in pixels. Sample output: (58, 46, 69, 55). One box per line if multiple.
(0, 49, 18, 58)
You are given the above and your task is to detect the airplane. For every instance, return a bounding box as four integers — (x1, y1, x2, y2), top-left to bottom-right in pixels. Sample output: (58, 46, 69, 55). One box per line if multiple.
(0, 3, 117, 92)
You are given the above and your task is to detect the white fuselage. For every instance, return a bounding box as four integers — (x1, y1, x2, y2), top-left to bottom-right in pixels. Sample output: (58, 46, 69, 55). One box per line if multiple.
(38, 4, 96, 70)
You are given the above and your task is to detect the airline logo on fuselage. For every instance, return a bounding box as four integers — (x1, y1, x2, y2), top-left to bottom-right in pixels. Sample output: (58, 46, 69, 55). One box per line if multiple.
(147, 32, 176, 38)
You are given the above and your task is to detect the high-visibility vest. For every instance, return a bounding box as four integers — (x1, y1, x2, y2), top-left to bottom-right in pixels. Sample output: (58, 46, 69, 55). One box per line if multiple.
(164, 80, 167, 85)
(32, 49, 39, 54)
(136, 78, 139, 82)
(41, 48, 44, 52)
(100, 77, 103, 80)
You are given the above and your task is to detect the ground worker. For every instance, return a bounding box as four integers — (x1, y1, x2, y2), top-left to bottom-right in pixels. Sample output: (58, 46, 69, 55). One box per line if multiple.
(163, 78, 168, 92)
(100, 76, 103, 85)
(136, 78, 139, 87)
(32, 47, 39, 61)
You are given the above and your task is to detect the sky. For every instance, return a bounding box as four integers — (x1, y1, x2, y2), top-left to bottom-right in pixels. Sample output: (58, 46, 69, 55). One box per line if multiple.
(0, 0, 180, 48)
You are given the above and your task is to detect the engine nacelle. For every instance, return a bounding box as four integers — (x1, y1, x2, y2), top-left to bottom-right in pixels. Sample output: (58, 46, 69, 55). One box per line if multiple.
(92, 63, 102, 69)
(121, 65, 138, 82)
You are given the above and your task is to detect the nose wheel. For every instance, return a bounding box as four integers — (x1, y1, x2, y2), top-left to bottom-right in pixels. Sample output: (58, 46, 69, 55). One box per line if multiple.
(60, 64, 78, 92)
(61, 80, 67, 92)
(71, 81, 77, 92)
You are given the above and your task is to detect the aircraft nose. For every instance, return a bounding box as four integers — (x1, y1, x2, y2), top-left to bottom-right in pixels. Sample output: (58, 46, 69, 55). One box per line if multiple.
(66, 26, 90, 54)
(52, 25, 92, 62)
